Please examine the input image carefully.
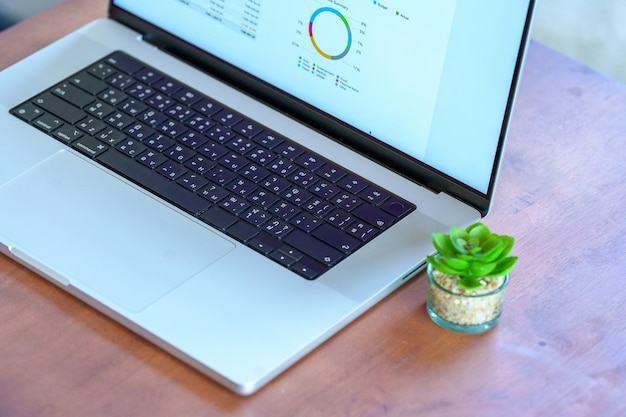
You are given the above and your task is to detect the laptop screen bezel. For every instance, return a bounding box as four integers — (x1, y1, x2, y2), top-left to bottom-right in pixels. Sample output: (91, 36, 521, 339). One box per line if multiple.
(108, 1, 535, 217)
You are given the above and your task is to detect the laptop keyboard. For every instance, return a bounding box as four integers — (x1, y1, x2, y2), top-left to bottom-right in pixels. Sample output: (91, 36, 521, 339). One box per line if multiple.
(10, 51, 415, 280)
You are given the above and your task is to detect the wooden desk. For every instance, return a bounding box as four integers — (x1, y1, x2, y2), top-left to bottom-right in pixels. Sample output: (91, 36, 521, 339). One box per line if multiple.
(1, 1, 625, 416)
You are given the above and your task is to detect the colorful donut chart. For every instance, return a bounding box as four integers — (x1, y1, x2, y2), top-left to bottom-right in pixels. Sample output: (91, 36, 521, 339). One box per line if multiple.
(308, 7, 352, 60)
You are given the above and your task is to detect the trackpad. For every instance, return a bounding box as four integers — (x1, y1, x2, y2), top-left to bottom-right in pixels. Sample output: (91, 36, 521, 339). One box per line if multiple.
(0, 150, 235, 312)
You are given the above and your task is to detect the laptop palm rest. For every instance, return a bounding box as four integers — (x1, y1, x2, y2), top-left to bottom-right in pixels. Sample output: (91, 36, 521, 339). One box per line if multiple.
(0, 150, 235, 312)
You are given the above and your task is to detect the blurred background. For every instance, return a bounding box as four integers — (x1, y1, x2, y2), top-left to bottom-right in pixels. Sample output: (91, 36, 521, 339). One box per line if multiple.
(1, 0, 625, 84)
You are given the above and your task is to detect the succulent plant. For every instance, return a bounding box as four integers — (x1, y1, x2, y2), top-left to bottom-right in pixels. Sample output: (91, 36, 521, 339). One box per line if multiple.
(426, 222, 518, 291)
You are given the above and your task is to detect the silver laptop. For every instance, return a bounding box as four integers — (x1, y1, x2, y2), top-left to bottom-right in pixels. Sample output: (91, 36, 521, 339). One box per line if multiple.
(0, 0, 534, 395)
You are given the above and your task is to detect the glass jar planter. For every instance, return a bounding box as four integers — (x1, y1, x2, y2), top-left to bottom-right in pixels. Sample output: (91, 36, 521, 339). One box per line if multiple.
(426, 262, 509, 334)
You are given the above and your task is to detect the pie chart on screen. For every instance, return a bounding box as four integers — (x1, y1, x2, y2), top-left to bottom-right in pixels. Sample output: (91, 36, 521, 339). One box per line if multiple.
(308, 7, 352, 60)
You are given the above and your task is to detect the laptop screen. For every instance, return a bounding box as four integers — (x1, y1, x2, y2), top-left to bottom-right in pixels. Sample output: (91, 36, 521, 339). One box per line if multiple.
(112, 0, 531, 195)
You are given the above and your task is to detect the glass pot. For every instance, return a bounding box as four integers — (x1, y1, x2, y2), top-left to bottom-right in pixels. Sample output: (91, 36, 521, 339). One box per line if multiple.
(426, 262, 509, 334)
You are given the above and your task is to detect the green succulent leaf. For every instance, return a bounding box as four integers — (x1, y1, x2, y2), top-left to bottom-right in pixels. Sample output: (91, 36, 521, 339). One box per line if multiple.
(498, 236, 515, 258)
(427, 255, 462, 275)
(458, 276, 483, 291)
(488, 256, 519, 277)
(480, 241, 506, 263)
(431, 233, 456, 257)
(468, 223, 491, 242)
(470, 261, 497, 277)
(449, 227, 469, 254)
(442, 257, 470, 270)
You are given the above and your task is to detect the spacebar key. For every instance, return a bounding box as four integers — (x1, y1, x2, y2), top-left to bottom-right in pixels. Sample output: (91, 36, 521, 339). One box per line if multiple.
(98, 149, 210, 215)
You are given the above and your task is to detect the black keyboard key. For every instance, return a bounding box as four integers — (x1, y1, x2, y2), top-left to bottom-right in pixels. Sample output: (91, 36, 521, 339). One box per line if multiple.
(269, 200, 300, 220)
(284, 229, 344, 267)
(11, 102, 44, 122)
(332, 192, 362, 212)
(352, 204, 395, 230)
(268, 159, 297, 177)
(338, 174, 368, 193)
(53, 124, 83, 144)
(157, 162, 188, 180)
(167, 144, 195, 163)
(310, 181, 340, 200)
(199, 206, 237, 229)
(248, 232, 281, 255)
(347, 220, 378, 242)
(241, 206, 271, 226)
(359, 185, 390, 205)
(105, 111, 134, 130)
(240, 164, 270, 183)
(107, 73, 136, 90)
(139, 108, 168, 126)
(282, 186, 313, 206)
(177, 172, 209, 192)
(134, 67, 164, 85)
(127, 83, 155, 101)
(324, 209, 355, 230)
(119, 99, 147, 117)
(86, 101, 115, 119)
(125, 122, 155, 140)
(381, 197, 413, 218)
(312, 223, 360, 254)
(154, 77, 182, 95)
(318, 163, 347, 183)
(137, 150, 167, 169)
(33, 113, 63, 133)
(185, 155, 215, 175)
(261, 175, 291, 194)
(98, 87, 128, 106)
(105, 52, 143, 74)
(88, 62, 115, 80)
(226, 137, 255, 155)
(32, 92, 86, 124)
(270, 250, 297, 267)
(69, 72, 108, 95)
(247, 147, 276, 166)
(96, 128, 126, 146)
(145, 93, 174, 111)
(263, 218, 294, 238)
(206, 125, 236, 143)
(275, 142, 304, 160)
(226, 221, 259, 242)
(206, 166, 236, 185)
(296, 152, 325, 171)
(98, 149, 210, 215)
(232, 119, 263, 138)
(173, 88, 202, 106)
(52, 82, 95, 108)
(277, 245, 304, 262)
(291, 257, 326, 280)
(248, 188, 280, 208)
(198, 183, 230, 204)
(77, 116, 107, 136)
(291, 212, 322, 233)
(72, 136, 109, 158)
(213, 108, 243, 127)
(185, 115, 214, 133)
(145, 134, 175, 152)
(253, 131, 284, 149)
(192, 97, 222, 117)
(116, 138, 147, 158)
(219, 195, 250, 215)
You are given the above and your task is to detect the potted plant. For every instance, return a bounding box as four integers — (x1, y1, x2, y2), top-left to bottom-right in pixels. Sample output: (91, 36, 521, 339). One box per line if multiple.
(425, 222, 518, 334)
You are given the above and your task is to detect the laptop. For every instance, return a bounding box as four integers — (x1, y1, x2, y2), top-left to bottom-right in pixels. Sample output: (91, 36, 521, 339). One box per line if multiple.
(0, 0, 534, 395)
